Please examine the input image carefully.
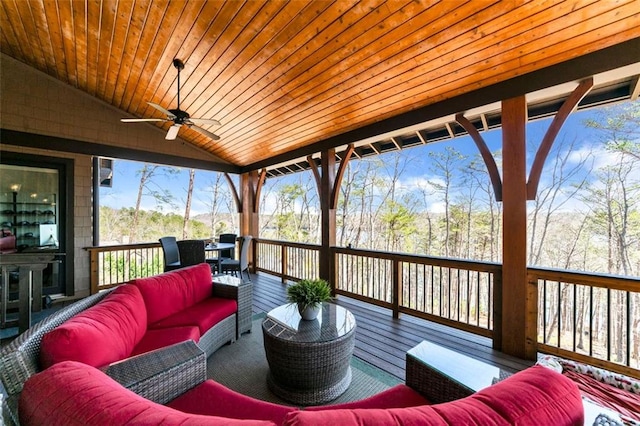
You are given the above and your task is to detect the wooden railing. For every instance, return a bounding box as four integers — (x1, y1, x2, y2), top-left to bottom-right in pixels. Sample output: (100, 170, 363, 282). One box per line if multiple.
(531, 267, 640, 377)
(254, 238, 320, 282)
(254, 239, 499, 340)
(333, 247, 500, 339)
(86, 239, 640, 377)
(85, 243, 165, 293)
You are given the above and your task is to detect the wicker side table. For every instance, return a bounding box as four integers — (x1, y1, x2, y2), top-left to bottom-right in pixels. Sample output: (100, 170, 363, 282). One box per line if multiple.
(103, 340, 206, 405)
(213, 274, 253, 339)
(262, 303, 356, 405)
(406, 340, 512, 404)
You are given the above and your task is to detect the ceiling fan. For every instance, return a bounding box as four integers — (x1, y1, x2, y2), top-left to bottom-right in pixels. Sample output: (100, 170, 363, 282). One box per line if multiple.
(121, 58, 221, 141)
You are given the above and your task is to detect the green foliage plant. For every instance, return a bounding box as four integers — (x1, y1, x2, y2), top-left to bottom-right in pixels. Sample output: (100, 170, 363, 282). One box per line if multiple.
(286, 278, 332, 311)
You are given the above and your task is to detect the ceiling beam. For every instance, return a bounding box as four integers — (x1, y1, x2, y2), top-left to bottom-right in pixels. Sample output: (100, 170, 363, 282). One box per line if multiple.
(0, 129, 240, 173)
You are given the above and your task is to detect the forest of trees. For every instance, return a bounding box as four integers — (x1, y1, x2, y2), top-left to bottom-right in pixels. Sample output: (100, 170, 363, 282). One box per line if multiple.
(100, 101, 639, 367)
(257, 102, 639, 278)
(100, 102, 639, 277)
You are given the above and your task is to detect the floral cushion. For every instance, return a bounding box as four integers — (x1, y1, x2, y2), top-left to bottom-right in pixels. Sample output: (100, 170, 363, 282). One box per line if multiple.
(558, 358, 640, 395)
(536, 354, 563, 374)
(537, 354, 640, 395)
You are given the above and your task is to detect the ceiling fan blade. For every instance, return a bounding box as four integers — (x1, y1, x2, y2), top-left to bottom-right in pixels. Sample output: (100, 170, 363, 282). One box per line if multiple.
(166, 124, 181, 140)
(147, 102, 176, 119)
(190, 124, 221, 141)
(121, 118, 166, 122)
(189, 117, 221, 126)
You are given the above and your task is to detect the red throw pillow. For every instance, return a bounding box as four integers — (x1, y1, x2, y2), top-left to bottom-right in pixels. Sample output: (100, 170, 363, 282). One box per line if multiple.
(132, 263, 213, 324)
(40, 284, 147, 368)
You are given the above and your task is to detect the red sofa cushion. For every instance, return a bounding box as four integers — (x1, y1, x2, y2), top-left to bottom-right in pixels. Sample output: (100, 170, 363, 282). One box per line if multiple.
(306, 384, 429, 410)
(131, 326, 201, 357)
(19, 361, 276, 426)
(168, 379, 298, 424)
(283, 366, 584, 426)
(150, 297, 238, 334)
(132, 263, 214, 324)
(40, 284, 147, 368)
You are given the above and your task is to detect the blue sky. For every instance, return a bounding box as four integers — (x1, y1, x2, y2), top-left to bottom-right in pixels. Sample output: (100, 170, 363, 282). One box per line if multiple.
(99, 104, 630, 216)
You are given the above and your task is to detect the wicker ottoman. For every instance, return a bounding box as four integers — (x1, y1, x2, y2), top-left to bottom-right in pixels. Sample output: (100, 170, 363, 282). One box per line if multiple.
(262, 303, 356, 405)
(405, 340, 513, 404)
(213, 274, 253, 339)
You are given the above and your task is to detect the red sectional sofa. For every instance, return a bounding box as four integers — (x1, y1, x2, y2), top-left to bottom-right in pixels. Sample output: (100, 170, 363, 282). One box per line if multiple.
(40, 263, 237, 369)
(19, 361, 584, 425)
(0, 263, 243, 424)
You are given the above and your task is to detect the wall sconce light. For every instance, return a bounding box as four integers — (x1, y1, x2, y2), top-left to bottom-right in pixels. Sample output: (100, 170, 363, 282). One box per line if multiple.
(30, 193, 38, 199)
(10, 184, 21, 192)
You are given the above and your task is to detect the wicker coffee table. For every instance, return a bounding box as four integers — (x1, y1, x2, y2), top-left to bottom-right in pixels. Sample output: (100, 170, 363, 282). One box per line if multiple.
(262, 303, 356, 405)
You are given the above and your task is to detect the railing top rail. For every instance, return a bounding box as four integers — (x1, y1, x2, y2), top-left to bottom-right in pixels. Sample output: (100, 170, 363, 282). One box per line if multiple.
(255, 238, 321, 250)
(84, 242, 161, 252)
(333, 246, 503, 273)
(528, 267, 640, 292)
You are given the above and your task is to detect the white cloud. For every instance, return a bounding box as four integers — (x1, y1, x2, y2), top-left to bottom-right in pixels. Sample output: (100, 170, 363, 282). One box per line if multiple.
(567, 144, 628, 171)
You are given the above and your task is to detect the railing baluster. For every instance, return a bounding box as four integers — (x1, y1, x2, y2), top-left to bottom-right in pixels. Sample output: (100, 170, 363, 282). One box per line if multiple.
(589, 285, 593, 357)
(572, 283, 577, 353)
(607, 287, 612, 362)
(627, 291, 631, 367)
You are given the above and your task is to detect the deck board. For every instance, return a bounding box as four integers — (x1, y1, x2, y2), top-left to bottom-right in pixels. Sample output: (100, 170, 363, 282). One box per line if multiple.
(249, 273, 533, 381)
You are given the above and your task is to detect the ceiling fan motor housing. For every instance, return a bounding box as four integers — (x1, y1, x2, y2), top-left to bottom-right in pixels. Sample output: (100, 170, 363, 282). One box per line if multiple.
(169, 109, 190, 124)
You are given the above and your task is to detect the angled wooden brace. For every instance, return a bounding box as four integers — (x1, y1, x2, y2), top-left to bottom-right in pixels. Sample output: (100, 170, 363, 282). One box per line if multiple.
(307, 155, 321, 193)
(527, 77, 593, 200)
(455, 114, 503, 201)
(252, 169, 267, 213)
(224, 172, 242, 213)
(331, 144, 355, 209)
(307, 144, 355, 208)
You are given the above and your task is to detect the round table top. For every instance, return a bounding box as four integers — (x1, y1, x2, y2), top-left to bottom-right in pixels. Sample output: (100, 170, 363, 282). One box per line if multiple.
(204, 242, 235, 251)
(262, 302, 356, 344)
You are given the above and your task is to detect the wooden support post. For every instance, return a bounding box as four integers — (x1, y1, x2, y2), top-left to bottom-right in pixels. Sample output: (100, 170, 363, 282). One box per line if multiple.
(309, 145, 354, 292)
(501, 96, 536, 360)
(281, 244, 287, 284)
(320, 149, 336, 289)
(240, 170, 265, 274)
(392, 259, 401, 319)
(90, 249, 99, 294)
(492, 272, 503, 350)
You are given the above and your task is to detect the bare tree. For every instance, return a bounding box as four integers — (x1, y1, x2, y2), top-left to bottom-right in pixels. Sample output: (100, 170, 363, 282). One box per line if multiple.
(528, 136, 594, 266)
(428, 146, 466, 257)
(130, 164, 178, 243)
(182, 169, 195, 239)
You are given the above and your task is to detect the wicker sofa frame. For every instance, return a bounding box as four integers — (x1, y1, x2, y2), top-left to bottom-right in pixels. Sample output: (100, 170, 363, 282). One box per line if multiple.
(0, 275, 246, 425)
(0, 290, 113, 425)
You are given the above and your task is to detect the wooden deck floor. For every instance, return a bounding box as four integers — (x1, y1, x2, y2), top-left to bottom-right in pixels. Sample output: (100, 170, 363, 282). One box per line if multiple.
(251, 272, 533, 381)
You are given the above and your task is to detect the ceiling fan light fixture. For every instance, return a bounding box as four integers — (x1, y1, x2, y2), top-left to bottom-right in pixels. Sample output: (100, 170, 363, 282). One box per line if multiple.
(120, 59, 221, 141)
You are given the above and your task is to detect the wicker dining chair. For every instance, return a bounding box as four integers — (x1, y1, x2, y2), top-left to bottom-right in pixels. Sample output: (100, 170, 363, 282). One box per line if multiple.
(218, 233, 237, 260)
(176, 239, 206, 267)
(159, 236, 182, 272)
(221, 235, 252, 281)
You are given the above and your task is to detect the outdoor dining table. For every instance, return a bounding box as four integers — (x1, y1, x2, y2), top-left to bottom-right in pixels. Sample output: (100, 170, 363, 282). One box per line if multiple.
(204, 242, 236, 273)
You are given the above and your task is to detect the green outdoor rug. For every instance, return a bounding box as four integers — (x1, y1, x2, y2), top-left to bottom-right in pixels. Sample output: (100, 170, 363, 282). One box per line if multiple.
(207, 314, 401, 407)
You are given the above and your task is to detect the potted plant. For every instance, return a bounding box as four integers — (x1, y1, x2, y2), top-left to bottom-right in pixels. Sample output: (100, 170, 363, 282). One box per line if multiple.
(286, 278, 332, 320)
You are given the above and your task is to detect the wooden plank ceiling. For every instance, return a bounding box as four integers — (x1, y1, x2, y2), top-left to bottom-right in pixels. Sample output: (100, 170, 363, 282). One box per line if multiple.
(1, 0, 639, 169)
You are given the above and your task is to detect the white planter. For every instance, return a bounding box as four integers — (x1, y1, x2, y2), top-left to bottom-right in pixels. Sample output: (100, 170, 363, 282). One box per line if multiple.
(298, 304, 321, 320)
